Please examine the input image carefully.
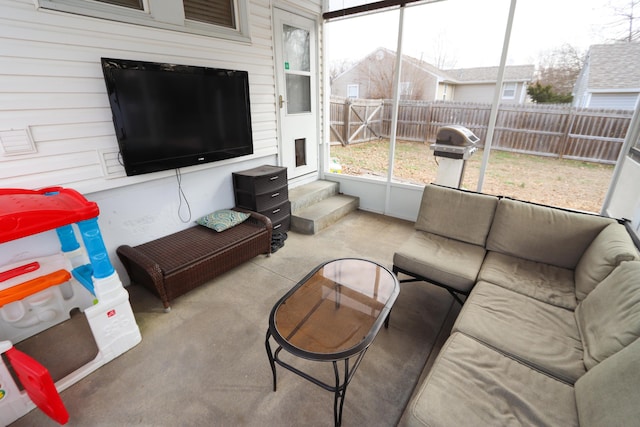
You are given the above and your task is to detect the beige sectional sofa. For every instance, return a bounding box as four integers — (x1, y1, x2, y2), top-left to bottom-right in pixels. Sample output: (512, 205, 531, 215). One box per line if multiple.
(394, 184, 640, 426)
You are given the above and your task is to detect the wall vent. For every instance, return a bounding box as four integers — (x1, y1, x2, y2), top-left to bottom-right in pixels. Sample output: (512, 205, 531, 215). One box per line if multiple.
(99, 149, 126, 178)
(0, 129, 37, 156)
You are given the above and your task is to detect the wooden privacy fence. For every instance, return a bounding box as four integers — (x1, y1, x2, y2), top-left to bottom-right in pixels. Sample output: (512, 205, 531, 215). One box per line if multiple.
(329, 97, 634, 164)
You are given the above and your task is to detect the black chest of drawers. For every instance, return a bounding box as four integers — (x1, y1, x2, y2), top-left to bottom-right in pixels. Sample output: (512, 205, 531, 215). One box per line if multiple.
(233, 165, 290, 232)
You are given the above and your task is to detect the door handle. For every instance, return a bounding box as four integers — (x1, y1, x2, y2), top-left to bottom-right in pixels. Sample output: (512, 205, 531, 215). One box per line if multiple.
(279, 95, 285, 109)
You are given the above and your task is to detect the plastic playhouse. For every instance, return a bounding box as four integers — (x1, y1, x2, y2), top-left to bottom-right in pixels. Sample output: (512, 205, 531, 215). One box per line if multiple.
(0, 187, 142, 425)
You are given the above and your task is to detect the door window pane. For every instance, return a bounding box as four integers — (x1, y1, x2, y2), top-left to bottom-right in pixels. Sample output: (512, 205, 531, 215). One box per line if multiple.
(286, 75, 311, 114)
(283, 25, 310, 72)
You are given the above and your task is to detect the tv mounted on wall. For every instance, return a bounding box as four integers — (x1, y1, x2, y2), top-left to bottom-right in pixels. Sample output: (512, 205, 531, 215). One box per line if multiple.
(101, 58, 254, 176)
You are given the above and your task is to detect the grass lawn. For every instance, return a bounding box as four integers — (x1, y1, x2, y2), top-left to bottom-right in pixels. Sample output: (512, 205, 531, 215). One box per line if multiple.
(331, 140, 615, 213)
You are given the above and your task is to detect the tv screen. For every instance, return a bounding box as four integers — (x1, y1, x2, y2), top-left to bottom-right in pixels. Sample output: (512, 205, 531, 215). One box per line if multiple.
(101, 58, 254, 176)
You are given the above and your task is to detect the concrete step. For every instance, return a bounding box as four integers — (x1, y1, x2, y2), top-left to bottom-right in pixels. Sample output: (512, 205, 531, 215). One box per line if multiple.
(289, 180, 339, 213)
(290, 193, 360, 235)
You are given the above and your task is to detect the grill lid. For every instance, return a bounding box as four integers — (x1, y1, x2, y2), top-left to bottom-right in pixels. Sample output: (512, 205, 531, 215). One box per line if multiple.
(435, 125, 479, 146)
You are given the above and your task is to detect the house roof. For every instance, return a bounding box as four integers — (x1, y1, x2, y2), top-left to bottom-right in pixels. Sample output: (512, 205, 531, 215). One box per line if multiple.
(334, 47, 447, 81)
(444, 65, 536, 83)
(335, 47, 535, 85)
(584, 43, 640, 89)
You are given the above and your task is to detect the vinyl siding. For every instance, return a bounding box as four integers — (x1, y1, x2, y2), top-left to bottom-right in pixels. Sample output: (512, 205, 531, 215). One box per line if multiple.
(0, 0, 322, 194)
(588, 92, 639, 110)
(0, 0, 323, 274)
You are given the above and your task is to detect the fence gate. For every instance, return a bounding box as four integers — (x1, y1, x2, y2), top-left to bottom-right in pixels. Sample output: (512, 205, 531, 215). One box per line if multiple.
(330, 98, 383, 146)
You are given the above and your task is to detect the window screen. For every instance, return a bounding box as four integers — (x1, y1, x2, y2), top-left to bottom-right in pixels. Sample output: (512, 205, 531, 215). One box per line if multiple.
(184, 0, 235, 28)
(502, 82, 516, 99)
(95, 0, 143, 9)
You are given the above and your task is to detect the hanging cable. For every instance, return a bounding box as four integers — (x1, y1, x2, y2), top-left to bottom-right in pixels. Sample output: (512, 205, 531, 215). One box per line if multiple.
(175, 169, 192, 223)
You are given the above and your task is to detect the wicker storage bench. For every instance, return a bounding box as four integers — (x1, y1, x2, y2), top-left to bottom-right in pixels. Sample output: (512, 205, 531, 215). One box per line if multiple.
(117, 209, 272, 311)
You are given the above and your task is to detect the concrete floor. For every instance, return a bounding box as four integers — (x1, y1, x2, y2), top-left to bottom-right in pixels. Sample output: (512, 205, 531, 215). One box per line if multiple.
(9, 210, 456, 427)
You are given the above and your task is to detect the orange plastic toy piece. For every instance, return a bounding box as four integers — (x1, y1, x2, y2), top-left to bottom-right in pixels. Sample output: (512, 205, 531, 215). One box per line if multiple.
(0, 270, 71, 307)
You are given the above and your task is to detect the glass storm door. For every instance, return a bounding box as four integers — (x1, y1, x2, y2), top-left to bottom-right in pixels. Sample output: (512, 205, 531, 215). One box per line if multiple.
(273, 8, 318, 179)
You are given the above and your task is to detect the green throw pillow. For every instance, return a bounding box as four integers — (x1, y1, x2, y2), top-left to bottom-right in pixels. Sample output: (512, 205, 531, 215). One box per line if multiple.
(197, 209, 250, 232)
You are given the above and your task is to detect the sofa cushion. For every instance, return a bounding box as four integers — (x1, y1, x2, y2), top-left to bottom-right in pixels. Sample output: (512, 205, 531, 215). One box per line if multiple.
(575, 261, 640, 370)
(452, 281, 585, 383)
(407, 332, 578, 427)
(393, 231, 486, 293)
(575, 337, 640, 427)
(415, 184, 498, 246)
(478, 251, 577, 309)
(486, 198, 614, 269)
(574, 222, 639, 302)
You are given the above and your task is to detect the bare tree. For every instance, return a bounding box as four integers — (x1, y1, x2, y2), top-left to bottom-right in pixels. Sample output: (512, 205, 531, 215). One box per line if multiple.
(330, 59, 354, 82)
(425, 30, 458, 70)
(606, 0, 640, 42)
(536, 44, 585, 96)
(355, 50, 432, 100)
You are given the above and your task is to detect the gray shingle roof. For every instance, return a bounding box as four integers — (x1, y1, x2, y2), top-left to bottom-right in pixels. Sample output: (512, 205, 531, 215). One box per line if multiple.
(586, 43, 640, 89)
(444, 65, 535, 83)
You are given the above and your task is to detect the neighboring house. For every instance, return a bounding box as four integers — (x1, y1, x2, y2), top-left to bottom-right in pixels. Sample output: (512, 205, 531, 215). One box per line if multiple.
(573, 43, 640, 110)
(331, 47, 534, 104)
(444, 65, 534, 104)
(332, 48, 444, 101)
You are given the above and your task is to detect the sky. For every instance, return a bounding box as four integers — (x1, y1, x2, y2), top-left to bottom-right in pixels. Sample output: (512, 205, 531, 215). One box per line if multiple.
(326, 0, 627, 69)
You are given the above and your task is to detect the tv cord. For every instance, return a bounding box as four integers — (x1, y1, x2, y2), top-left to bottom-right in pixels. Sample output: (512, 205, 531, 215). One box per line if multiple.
(175, 168, 192, 223)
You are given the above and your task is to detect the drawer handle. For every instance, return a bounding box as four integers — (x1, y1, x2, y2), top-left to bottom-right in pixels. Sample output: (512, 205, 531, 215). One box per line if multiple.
(274, 224, 282, 229)
(272, 208, 281, 214)
(269, 175, 279, 181)
(271, 192, 280, 198)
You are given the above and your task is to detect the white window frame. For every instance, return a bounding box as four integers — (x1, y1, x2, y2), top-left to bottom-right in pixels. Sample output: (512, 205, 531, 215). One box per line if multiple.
(400, 81, 411, 98)
(347, 84, 359, 98)
(502, 82, 516, 99)
(37, 0, 251, 42)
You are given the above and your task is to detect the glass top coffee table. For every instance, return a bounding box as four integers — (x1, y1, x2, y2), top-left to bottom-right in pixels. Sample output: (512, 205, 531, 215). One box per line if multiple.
(265, 258, 400, 426)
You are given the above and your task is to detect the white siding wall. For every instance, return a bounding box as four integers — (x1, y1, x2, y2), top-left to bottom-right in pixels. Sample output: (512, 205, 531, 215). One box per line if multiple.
(0, 0, 323, 280)
(453, 82, 526, 104)
(453, 84, 494, 103)
(588, 92, 640, 110)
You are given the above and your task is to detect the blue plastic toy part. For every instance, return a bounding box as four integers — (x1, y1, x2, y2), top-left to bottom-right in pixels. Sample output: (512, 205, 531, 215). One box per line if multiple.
(72, 264, 95, 296)
(76, 218, 114, 279)
(55, 225, 80, 252)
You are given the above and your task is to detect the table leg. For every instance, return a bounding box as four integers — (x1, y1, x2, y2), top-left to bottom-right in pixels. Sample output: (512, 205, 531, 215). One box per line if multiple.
(266, 336, 367, 426)
(332, 359, 350, 427)
(265, 330, 277, 391)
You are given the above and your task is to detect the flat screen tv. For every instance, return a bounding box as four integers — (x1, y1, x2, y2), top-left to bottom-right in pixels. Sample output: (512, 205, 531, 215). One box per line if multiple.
(101, 58, 254, 176)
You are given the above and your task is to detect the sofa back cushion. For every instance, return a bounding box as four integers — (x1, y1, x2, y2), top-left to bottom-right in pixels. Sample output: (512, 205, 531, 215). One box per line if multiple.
(574, 223, 640, 301)
(575, 337, 640, 427)
(486, 198, 614, 269)
(415, 184, 498, 246)
(575, 261, 640, 370)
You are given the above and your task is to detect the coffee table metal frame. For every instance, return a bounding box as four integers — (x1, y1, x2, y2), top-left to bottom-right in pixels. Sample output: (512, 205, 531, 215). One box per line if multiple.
(265, 258, 399, 427)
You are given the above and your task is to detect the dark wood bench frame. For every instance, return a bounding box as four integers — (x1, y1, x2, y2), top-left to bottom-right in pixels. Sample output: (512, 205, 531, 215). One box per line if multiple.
(117, 209, 272, 311)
